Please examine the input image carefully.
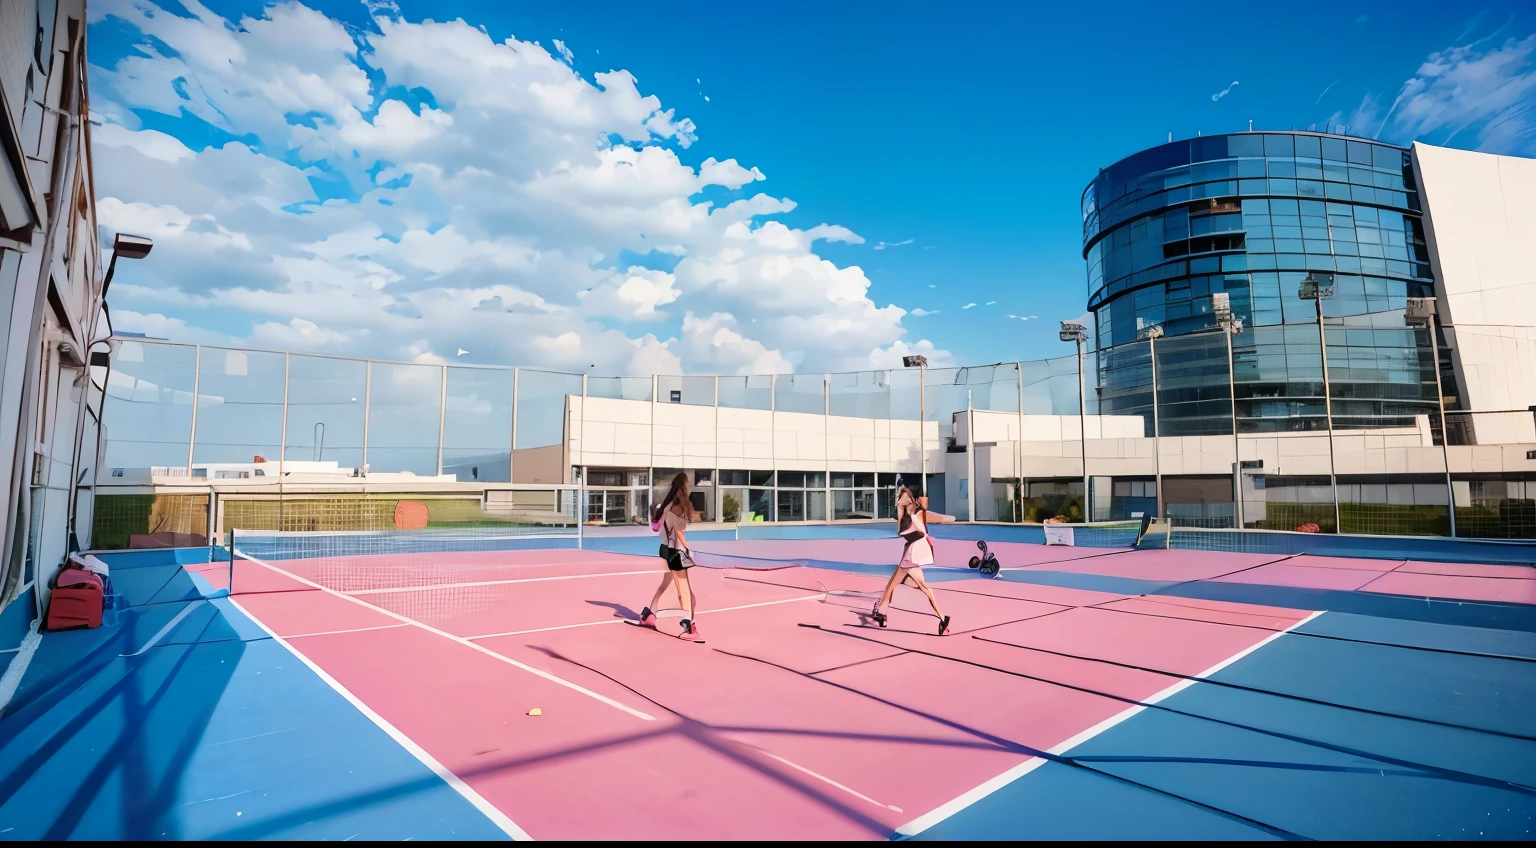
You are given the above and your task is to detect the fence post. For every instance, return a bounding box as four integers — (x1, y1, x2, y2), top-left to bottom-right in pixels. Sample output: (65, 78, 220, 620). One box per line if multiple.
(187, 345, 201, 474)
(1016, 363, 1024, 523)
(436, 364, 447, 476)
(648, 373, 656, 523)
(824, 374, 831, 526)
(361, 360, 371, 473)
(509, 367, 518, 483)
(278, 353, 290, 484)
(713, 376, 720, 521)
(770, 374, 778, 523)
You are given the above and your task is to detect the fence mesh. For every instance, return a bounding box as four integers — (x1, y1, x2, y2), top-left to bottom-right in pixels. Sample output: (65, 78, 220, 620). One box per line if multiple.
(94, 328, 1536, 546)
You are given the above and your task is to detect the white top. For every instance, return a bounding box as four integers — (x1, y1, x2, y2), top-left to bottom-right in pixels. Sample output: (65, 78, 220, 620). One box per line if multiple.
(900, 510, 934, 566)
(662, 505, 689, 549)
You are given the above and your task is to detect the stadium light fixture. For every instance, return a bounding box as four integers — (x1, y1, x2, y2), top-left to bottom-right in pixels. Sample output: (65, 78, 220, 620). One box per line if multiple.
(1300, 272, 1341, 531)
(101, 232, 153, 296)
(1059, 320, 1090, 514)
(1406, 296, 1455, 537)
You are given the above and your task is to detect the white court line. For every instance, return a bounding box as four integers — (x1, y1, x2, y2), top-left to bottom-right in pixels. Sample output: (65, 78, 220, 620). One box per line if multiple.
(228, 598, 532, 841)
(350, 570, 656, 596)
(466, 592, 825, 640)
(893, 608, 1327, 838)
(235, 551, 655, 722)
(758, 749, 903, 813)
(0, 623, 42, 717)
(121, 600, 206, 657)
(286, 623, 409, 640)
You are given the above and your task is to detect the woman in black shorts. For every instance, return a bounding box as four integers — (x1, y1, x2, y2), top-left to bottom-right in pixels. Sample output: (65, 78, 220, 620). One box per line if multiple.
(638, 472, 704, 640)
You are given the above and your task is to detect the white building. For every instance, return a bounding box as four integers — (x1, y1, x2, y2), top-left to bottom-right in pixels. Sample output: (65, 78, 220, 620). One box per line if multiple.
(1413, 142, 1536, 437)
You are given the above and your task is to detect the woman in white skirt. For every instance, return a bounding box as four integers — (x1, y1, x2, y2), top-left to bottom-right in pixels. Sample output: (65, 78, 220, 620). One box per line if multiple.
(871, 486, 954, 635)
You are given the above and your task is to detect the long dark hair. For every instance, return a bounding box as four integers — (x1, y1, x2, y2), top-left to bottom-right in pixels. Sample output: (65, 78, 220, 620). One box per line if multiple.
(652, 472, 690, 523)
(896, 485, 925, 523)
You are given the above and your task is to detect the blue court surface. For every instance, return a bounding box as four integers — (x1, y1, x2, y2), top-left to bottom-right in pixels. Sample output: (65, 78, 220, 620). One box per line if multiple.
(0, 526, 1532, 840)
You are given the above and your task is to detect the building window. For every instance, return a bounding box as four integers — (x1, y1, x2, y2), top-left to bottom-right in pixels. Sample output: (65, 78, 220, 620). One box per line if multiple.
(721, 469, 773, 523)
(775, 471, 826, 521)
(831, 472, 876, 520)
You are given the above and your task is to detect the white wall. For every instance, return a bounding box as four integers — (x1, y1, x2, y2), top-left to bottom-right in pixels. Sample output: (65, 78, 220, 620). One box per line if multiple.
(569, 396, 941, 473)
(574, 394, 1536, 483)
(1414, 141, 1536, 413)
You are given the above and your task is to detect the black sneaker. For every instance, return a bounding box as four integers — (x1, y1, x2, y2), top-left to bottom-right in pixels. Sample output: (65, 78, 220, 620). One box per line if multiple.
(938, 616, 951, 636)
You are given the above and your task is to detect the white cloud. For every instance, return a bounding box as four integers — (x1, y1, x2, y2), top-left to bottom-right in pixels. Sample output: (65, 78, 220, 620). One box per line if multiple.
(111, 309, 231, 345)
(910, 308, 937, 316)
(249, 316, 361, 350)
(88, 1, 950, 376)
(1330, 32, 1536, 155)
(961, 302, 976, 310)
(872, 238, 914, 250)
(92, 123, 193, 162)
(1211, 81, 1239, 102)
(679, 312, 793, 375)
(585, 266, 681, 320)
(985, 301, 996, 305)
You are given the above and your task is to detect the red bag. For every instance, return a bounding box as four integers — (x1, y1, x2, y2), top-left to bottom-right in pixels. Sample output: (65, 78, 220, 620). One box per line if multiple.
(45, 564, 105, 631)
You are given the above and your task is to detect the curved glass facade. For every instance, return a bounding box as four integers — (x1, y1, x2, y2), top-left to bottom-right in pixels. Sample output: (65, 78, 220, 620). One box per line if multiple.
(1081, 132, 1437, 435)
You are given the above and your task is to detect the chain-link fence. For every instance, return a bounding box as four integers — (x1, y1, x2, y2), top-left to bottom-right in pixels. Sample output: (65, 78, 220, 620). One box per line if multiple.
(94, 319, 1536, 548)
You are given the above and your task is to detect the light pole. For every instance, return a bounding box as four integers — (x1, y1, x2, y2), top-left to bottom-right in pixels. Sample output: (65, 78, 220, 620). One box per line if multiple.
(902, 355, 929, 499)
(1213, 292, 1244, 528)
(1144, 325, 1164, 520)
(1300, 272, 1342, 533)
(67, 233, 154, 554)
(1060, 321, 1089, 520)
(966, 388, 976, 522)
(1406, 297, 1456, 537)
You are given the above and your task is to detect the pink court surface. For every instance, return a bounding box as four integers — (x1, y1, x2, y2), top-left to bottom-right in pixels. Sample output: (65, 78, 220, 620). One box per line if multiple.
(194, 532, 1535, 841)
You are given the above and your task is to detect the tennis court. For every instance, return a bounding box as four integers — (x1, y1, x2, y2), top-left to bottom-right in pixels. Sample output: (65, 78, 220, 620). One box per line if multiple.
(2, 522, 1534, 839)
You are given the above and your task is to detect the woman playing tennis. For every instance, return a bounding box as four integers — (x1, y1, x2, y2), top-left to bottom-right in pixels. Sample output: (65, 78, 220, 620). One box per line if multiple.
(637, 472, 704, 641)
(871, 486, 953, 635)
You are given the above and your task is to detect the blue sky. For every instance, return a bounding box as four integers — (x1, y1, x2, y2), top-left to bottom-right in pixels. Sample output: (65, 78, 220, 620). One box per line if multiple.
(88, 0, 1536, 374)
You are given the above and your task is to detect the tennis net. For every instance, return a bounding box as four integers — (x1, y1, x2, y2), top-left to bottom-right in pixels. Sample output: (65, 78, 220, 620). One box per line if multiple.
(1042, 517, 1160, 549)
(1072, 520, 1536, 564)
(230, 524, 577, 584)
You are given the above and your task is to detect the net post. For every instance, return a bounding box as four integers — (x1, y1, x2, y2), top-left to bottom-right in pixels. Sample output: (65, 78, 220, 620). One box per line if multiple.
(576, 485, 585, 550)
(227, 528, 235, 595)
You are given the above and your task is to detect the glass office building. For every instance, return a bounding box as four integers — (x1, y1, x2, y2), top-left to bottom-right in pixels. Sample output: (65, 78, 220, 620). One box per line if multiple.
(1081, 132, 1439, 435)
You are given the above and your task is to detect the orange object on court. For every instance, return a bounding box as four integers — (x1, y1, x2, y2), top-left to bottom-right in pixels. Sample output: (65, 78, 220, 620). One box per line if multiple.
(394, 500, 430, 530)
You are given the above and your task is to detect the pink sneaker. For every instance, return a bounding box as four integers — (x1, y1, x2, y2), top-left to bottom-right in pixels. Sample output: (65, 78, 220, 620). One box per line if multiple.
(679, 619, 702, 642)
(638, 608, 658, 628)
